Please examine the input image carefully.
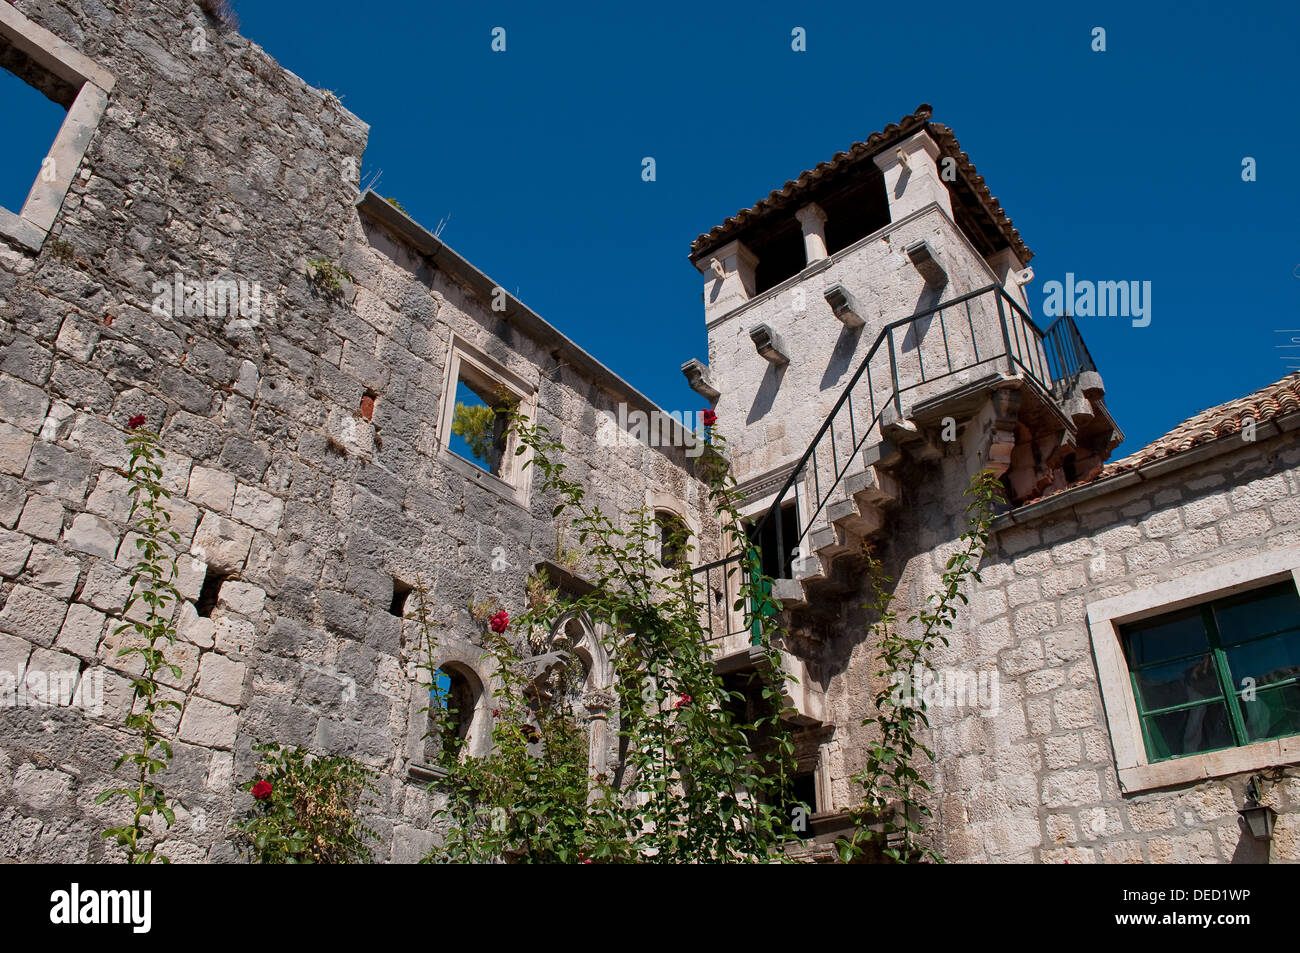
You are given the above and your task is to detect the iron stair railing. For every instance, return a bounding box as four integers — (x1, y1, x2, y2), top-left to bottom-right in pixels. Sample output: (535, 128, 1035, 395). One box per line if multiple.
(691, 281, 1061, 643)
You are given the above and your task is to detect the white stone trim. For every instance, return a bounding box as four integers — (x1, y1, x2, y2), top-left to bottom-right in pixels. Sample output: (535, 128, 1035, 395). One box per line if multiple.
(435, 334, 537, 508)
(646, 488, 701, 569)
(1085, 545, 1300, 793)
(0, 4, 114, 252)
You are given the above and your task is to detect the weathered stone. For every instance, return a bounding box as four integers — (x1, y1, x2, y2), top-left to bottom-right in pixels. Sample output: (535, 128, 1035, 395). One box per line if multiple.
(62, 513, 119, 560)
(191, 512, 252, 572)
(196, 652, 246, 706)
(0, 585, 68, 646)
(0, 421, 33, 476)
(177, 696, 240, 749)
(217, 580, 265, 617)
(17, 496, 65, 542)
(0, 527, 33, 577)
(187, 465, 236, 513)
(55, 603, 106, 659)
(232, 483, 283, 532)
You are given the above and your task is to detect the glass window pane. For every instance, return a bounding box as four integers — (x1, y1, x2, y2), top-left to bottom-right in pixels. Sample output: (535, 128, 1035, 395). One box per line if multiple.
(1143, 702, 1234, 760)
(1133, 654, 1222, 711)
(1213, 582, 1300, 645)
(1224, 633, 1300, 690)
(1123, 611, 1208, 667)
(1238, 683, 1300, 743)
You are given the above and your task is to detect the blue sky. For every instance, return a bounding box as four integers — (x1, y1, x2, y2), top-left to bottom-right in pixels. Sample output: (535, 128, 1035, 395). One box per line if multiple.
(4, 0, 1298, 457)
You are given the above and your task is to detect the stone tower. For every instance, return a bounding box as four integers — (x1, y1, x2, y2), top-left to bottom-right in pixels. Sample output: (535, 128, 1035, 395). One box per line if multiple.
(680, 106, 1123, 838)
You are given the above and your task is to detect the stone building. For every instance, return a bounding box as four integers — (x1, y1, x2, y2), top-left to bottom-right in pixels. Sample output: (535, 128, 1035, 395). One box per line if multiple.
(0, 0, 1296, 862)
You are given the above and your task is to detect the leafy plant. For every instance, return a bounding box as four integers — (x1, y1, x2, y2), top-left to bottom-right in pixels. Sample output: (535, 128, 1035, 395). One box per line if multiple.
(554, 525, 582, 573)
(306, 256, 353, 294)
(425, 413, 798, 863)
(47, 238, 75, 263)
(451, 400, 500, 465)
(840, 468, 1003, 863)
(467, 596, 496, 623)
(234, 743, 379, 864)
(525, 568, 559, 610)
(96, 415, 183, 863)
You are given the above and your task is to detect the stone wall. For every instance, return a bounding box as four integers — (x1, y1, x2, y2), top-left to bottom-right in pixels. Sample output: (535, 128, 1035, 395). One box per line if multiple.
(812, 422, 1300, 863)
(0, 0, 715, 862)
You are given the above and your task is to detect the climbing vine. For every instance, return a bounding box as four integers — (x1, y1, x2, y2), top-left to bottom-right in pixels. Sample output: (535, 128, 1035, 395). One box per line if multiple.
(424, 413, 798, 863)
(97, 415, 183, 863)
(841, 467, 1004, 863)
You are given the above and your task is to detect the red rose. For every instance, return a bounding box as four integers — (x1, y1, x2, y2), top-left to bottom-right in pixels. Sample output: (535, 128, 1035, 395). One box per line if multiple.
(674, 693, 692, 710)
(251, 780, 273, 801)
(127, 414, 146, 430)
(489, 610, 509, 633)
(701, 409, 717, 427)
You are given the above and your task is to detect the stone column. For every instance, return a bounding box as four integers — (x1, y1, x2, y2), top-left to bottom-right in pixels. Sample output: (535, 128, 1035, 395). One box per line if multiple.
(582, 688, 616, 790)
(695, 239, 758, 322)
(795, 202, 829, 265)
(872, 130, 953, 221)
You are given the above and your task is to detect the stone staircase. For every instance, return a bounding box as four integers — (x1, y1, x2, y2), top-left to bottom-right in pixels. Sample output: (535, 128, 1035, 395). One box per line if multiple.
(771, 438, 905, 610)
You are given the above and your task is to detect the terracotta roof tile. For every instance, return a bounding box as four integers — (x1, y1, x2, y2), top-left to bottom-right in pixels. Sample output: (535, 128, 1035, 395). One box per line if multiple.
(688, 104, 1032, 264)
(1101, 370, 1300, 475)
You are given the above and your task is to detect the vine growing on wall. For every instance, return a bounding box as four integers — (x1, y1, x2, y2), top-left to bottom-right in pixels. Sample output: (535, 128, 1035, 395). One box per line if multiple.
(233, 743, 380, 864)
(840, 468, 1004, 863)
(96, 416, 183, 863)
(424, 413, 799, 863)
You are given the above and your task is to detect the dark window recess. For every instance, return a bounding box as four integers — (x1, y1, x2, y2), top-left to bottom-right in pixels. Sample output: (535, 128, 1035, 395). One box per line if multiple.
(791, 772, 818, 839)
(1063, 453, 1078, 483)
(195, 570, 227, 618)
(822, 171, 891, 255)
(389, 579, 411, 617)
(746, 501, 800, 579)
(656, 510, 688, 570)
(428, 666, 477, 763)
(751, 221, 807, 295)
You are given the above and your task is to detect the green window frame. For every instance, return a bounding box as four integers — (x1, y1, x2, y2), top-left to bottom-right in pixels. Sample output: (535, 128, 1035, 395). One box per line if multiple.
(1120, 580, 1300, 762)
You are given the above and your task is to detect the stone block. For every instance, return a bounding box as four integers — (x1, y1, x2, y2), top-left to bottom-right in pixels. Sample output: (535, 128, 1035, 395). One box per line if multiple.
(178, 696, 239, 749)
(17, 496, 65, 542)
(0, 421, 33, 475)
(55, 603, 106, 659)
(0, 373, 50, 433)
(217, 580, 265, 617)
(23, 443, 91, 502)
(187, 465, 236, 513)
(197, 652, 247, 706)
(0, 585, 68, 646)
(232, 483, 283, 532)
(0, 527, 32, 577)
(191, 512, 252, 571)
(63, 512, 119, 559)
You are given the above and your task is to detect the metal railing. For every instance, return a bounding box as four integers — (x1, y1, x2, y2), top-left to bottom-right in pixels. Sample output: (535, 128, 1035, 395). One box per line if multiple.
(1041, 313, 1098, 402)
(691, 282, 1059, 643)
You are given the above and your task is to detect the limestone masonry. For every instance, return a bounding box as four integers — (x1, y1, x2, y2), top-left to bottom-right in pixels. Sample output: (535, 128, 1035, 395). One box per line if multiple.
(1, 0, 1296, 862)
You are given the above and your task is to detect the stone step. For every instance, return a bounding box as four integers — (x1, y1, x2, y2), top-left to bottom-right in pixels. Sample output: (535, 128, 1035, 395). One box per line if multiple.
(828, 497, 884, 538)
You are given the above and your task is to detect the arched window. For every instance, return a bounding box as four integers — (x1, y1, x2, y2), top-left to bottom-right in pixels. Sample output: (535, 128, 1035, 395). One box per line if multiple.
(427, 663, 482, 764)
(655, 509, 690, 570)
